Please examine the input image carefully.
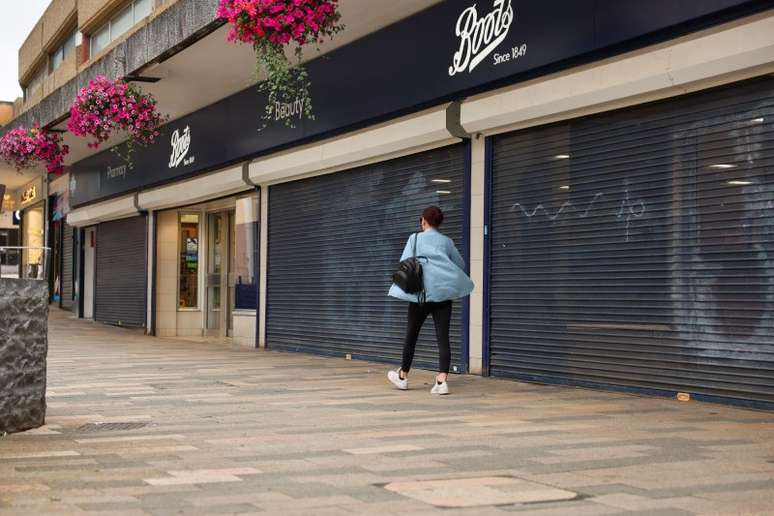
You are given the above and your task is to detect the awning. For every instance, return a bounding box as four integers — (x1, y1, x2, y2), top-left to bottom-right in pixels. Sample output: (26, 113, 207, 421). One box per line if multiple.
(66, 194, 139, 227)
(137, 165, 251, 211)
(249, 104, 463, 185)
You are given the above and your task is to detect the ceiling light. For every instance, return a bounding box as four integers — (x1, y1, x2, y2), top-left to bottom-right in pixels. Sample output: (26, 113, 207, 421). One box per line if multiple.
(709, 164, 736, 169)
(431, 179, 451, 184)
(436, 190, 451, 195)
(751, 117, 764, 123)
(559, 185, 570, 190)
(554, 154, 570, 159)
(727, 180, 752, 186)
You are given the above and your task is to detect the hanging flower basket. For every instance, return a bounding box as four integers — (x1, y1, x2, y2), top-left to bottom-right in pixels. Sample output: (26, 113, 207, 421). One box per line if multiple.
(217, 0, 344, 127)
(67, 75, 166, 165)
(0, 125, 69, 176)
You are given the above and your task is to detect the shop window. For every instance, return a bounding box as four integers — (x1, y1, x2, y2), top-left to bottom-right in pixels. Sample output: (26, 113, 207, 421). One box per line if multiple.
(22, 205, 45, 280)
(90, 0, 153, 56)
(0, 229, 20, 277)
(178, 213, 199, 309)
(234, 195, 259, 310)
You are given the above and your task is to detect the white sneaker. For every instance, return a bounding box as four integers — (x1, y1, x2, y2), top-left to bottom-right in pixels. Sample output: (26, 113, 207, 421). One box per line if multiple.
(431, 381, 449, 395)
(388, 369, 408, 390)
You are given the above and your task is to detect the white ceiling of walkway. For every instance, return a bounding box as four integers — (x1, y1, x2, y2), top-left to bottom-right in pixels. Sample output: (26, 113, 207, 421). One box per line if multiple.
(1, 163, 44, 191)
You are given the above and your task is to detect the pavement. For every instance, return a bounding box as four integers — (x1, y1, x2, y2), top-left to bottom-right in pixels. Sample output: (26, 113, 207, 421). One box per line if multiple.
(1, 309, 773, 516)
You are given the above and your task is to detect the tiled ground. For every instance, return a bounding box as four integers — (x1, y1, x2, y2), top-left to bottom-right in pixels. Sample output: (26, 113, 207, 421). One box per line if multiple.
(1, 309, 773, 515)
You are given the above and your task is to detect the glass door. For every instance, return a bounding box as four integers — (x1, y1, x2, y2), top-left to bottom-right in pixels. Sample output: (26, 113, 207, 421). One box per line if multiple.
(206, 210, 235, 337)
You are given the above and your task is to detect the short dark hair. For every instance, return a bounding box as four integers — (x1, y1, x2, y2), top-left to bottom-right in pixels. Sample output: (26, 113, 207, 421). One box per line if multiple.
(422, 206, 444, 227)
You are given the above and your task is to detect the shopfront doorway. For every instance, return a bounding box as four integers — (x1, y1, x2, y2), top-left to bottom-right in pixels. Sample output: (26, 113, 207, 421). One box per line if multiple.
(154, 192, 257, 342)
(205, 210, 235, 337)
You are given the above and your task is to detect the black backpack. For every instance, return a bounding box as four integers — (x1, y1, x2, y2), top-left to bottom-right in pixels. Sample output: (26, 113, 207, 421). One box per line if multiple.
(392, 232, 426, 304)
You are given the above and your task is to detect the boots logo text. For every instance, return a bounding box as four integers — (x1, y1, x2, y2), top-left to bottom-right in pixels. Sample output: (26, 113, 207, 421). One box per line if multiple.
(449, 0, 516, 76)
(169, 126, 195, 168)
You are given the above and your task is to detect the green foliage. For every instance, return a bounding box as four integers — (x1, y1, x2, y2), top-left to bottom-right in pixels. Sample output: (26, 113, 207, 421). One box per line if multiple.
(255, 41, 314, 129)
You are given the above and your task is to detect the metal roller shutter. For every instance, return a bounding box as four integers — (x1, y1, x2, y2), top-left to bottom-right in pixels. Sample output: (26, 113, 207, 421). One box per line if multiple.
(268, 144, 467, 371)
(61, 222, 74, 310)
(95, 216, 147, 328)
(489, 76, 774, 408)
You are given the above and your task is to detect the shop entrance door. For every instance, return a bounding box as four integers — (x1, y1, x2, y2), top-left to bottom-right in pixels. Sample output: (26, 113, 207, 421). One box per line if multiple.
(205, 210, 235, 337)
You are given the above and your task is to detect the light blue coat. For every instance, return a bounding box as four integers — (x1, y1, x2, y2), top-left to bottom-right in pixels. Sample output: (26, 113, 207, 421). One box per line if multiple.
(388, 229, 474, 303)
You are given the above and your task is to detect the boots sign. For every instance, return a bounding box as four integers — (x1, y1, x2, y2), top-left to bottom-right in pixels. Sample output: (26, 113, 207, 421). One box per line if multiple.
(449, 0, 516, 76)
(169, 126, 194, 168)
(70, 0, 761, 207)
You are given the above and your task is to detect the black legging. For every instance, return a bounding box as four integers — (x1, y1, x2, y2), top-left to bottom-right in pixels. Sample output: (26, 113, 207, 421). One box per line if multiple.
(401, 301, 452, 374)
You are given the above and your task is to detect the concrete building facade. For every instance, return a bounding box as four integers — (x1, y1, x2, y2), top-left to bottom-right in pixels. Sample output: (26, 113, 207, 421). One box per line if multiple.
(16, 0, 180, 114)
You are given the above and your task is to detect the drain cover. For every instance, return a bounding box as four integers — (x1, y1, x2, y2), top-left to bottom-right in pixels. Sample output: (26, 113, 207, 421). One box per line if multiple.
(77, 422, 148, 433)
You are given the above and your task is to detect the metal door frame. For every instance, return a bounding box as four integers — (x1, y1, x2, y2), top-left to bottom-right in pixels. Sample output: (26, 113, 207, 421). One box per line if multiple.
(203, 209, 235, 338)
(482, 137, 494, 377)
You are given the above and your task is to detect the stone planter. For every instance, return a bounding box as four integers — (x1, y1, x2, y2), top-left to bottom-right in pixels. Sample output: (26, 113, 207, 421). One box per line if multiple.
(0, 279, 48, 434)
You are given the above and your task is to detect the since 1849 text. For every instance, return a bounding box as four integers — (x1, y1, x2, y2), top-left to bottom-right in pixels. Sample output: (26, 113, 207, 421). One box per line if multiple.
(494, 43, 527, 66)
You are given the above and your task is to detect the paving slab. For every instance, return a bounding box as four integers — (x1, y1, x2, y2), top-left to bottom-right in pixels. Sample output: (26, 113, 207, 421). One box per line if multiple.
(0, 309, 772, 515)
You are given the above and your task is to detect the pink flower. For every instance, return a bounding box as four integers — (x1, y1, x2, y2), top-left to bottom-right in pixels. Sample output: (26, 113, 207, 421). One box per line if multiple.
(217, 0, 341, 47)
(67, 75, 166, 150)
(0, 124, 69, 175)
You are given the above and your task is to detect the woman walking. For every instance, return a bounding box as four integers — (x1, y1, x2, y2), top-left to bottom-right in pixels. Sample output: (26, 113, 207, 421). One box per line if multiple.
(387, 206, 474, 395)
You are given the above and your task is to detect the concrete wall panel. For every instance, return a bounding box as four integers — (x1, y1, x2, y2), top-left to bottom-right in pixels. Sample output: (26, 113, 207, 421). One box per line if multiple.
(155, 209, 178, 336)
(233, 311, 256, 348)
(53, 51, 79, 92)
(78, 0, 121, 32)
(19, 21, 44, 83)
(42, 0, 77, 45)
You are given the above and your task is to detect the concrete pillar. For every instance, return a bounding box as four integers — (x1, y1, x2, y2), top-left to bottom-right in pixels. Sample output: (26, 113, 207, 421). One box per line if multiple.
(146, 210, 155, 333)
(468, 135, 486, 375)
(154, 210, 179, 338)
(258, 185, 269, 348)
